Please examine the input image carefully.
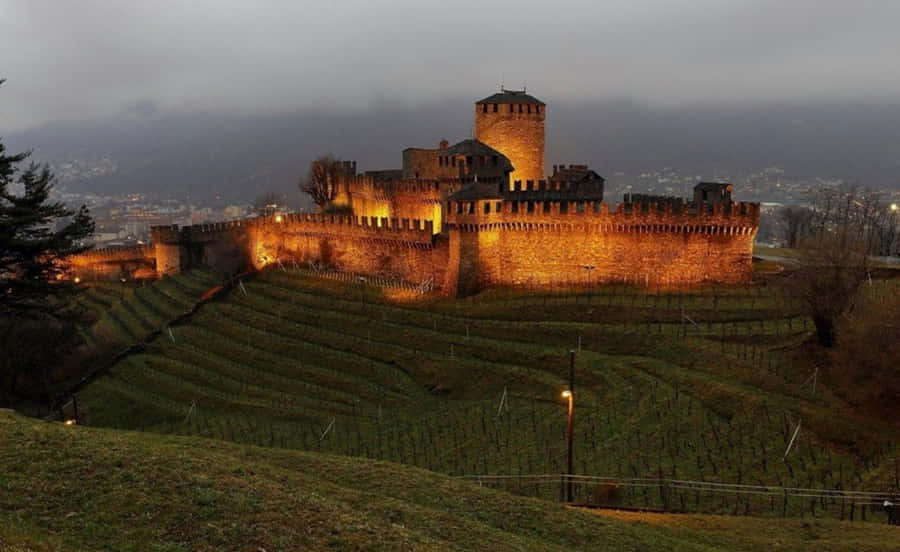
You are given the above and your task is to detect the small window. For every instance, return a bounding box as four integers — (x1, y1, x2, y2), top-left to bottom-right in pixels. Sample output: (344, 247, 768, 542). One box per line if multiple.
(492, 155, 498, 167)
(451, 157, 456, 167)
(560, 202, 568, 214)
(466, 156, 473, 166)
(482, 104, 487, 113)
(518, 104, 523, 113)
(527, 201, 535, 213)
(512, 202, 519, 213)
(483, 202, 490, 214)
(509, 104, 514, 113)
(495, 202, 502, 213)
(536, 106, 541, 114)
(456, 202, 462, 214)
(493, 104, 498, 113)
(527, 105, 532, 114)
(576, 202, 585, 213)
(467, 202, 475, 214)
(545, 202, 552, 214)
(439, 156, 443, 167)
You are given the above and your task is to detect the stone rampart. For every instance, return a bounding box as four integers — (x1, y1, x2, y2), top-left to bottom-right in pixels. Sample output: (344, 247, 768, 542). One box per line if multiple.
(69, 245, 156, 281)
(443, 198, 759, 295)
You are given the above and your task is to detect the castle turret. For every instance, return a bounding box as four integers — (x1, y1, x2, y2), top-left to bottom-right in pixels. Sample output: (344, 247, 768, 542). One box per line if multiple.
(475, 89, 545, 189)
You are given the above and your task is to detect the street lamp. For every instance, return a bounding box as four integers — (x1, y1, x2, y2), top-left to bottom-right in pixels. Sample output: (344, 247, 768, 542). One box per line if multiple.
(358, 276, 367, 309)
(562, 389, 574, 502)
(582, 264, 596, 295)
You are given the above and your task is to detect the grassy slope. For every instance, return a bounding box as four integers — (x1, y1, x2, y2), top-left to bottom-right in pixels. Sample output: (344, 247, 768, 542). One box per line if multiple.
(73, 269, 900, 514)
(2, 412, 898, 552)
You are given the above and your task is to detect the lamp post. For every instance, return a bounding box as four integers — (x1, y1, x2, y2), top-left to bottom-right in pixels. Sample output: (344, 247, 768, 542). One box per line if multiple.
(358, 276, 367, 309)
(562, 389, 574, 503)
(563, 349, 576, 502)
(582, 264, 595, 292)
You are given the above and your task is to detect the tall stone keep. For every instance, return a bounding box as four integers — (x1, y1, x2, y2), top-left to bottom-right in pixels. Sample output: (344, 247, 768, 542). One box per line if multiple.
(475, 89, 545, 188)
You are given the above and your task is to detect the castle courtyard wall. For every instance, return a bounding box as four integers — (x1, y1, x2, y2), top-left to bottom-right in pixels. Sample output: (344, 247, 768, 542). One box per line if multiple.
(445, 200, 758, 295)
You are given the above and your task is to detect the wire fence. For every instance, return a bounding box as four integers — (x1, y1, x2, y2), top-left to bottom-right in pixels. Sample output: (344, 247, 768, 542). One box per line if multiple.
(458, 474, 898, 522)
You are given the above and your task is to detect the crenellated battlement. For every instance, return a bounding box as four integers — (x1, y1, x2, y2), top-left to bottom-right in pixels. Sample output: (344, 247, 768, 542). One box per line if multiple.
(446, 198, 759, 229)
(69, 244, 155, 265)
(504, 178, 605, 201)
(153, 213, 436, 247)
(250, 213, 435, 245)
(343, 175, 445, 196)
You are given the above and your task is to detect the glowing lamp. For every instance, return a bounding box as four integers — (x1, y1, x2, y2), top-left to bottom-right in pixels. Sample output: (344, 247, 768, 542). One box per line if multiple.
(64, 419, 76, 426)
(561, 390, 572, 399)
(891, 203, 898, 212)
(74, 277, 81, 284)
(275, 214, 284, 223)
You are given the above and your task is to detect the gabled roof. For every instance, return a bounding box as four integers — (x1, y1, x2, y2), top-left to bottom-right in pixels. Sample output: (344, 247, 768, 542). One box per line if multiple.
(476, 89, 545, 105)
(694, 181, 733, 192)
(445, 139, 506, 157)
(551, 166, 605, 184)
(443, 139, 514, 170)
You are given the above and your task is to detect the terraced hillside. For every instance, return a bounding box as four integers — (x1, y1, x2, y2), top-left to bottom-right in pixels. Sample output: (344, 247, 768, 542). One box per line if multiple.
(73, 268, 222, 350)
(4, 412, 899, 552)
(77, 268, 900, 517)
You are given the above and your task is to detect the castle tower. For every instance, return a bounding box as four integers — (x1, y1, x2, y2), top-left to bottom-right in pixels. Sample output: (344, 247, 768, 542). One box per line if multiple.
(474, 89, 545, 188)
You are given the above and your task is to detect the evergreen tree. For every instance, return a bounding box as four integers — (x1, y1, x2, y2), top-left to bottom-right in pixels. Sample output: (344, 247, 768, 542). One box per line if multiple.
(1, 80, 95, 318)
(1, 79, 96, 408)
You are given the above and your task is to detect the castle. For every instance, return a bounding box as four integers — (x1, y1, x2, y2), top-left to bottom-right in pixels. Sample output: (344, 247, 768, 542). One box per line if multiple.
(70, 89, 760, 296)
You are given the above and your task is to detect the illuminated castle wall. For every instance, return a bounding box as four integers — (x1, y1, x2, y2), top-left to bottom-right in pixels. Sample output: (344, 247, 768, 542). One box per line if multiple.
(475, 90, 545, 186)
(69, 90, 760, 296)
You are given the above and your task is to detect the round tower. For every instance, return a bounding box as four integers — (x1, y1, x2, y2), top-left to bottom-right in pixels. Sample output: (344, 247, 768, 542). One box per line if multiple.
(474, 89, 545, 188)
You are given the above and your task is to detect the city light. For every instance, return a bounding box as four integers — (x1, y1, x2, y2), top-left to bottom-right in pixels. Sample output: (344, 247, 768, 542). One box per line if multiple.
(64, 419, 76, 426)
(275, 214, 284, 223)
(561, 390, 572, 399)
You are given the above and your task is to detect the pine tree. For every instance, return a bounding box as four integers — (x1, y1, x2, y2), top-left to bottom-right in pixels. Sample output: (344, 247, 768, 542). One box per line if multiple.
(1, 79, 95, 405)
(1, 81, 95, 317)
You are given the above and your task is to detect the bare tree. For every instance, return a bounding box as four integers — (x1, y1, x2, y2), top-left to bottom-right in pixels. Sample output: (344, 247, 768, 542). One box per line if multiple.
(787, 186, 880, 347)
(778, 205, 813, 248)
(299, 155, 347, 208)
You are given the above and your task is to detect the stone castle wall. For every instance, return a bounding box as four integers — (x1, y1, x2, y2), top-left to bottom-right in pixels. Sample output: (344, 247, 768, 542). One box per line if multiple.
(334, 175, 452, 234)
(69, 198, 758, 297)
(475, 105, 544, 185)
(248, 214, 445, 287)
(443, 199, 759, 296)
(69, 244, 156, 281)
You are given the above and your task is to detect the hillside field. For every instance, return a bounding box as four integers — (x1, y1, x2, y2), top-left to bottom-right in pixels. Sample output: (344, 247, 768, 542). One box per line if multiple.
(3, 411, 899, 551)
(68, 266, 900, 519)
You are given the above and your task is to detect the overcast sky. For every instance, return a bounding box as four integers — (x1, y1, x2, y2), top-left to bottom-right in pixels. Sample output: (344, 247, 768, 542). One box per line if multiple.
(2, 0, 900, 132)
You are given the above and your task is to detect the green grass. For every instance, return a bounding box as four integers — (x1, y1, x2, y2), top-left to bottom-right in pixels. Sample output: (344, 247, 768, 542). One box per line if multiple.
(82, 268, 221, 349)
(71, 268, 900, 518)
(2, 411, 898, 552)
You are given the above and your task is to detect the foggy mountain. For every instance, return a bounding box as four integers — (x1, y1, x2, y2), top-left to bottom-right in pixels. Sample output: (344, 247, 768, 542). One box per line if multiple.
(7, 98, 900, 204)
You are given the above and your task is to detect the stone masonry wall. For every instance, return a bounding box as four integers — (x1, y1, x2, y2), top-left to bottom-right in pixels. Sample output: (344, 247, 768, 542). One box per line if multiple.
(334, 176, 447, 234)
(69, 245, 156, 281)
(475, 105, 545, 185)
(249, 214, 445, 287)
(444, 199, 758, 296)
